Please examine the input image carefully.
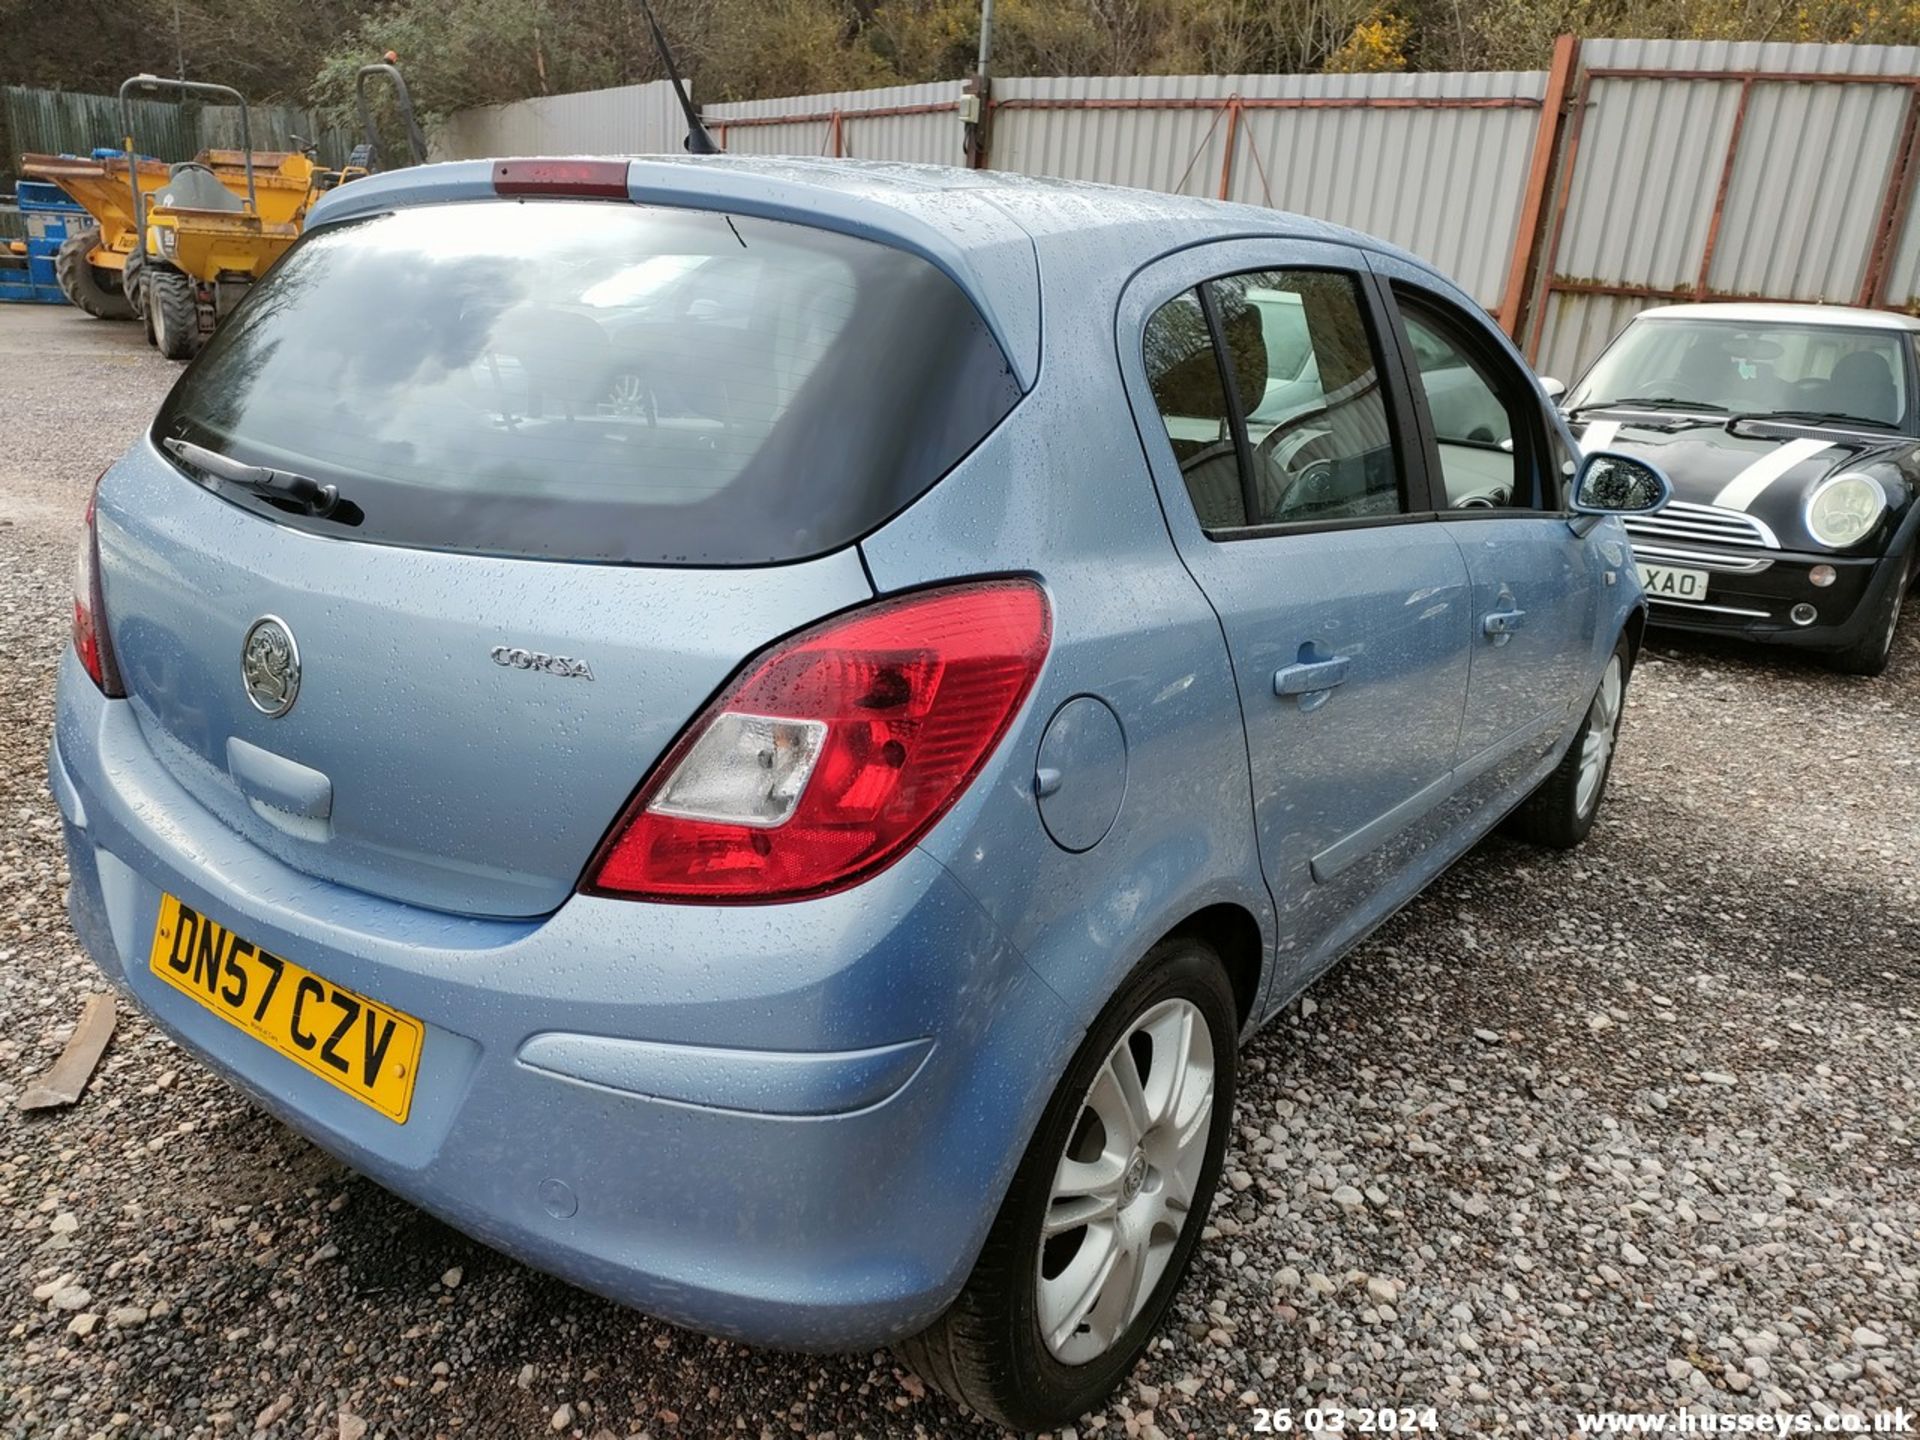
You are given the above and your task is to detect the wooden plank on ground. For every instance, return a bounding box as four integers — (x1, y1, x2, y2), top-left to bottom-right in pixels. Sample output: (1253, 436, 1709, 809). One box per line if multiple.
(18, 993, 116, 1111)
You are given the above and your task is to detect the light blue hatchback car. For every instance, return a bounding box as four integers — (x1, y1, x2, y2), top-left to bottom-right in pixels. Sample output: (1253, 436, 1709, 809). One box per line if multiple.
(52, 155, 1671, 1429)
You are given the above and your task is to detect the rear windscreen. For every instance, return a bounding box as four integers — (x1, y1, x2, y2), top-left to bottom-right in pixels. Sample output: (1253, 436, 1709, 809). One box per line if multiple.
(153, 199, 1023, 565)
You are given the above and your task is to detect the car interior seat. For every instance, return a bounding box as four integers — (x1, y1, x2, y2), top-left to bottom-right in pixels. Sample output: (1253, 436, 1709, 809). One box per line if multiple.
(1149, 318, 1247, 530)
(1824, 349, 1899, 424)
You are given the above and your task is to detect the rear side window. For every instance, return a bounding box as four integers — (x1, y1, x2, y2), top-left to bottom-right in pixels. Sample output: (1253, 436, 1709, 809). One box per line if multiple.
(1143, 289, 1244, 529)
(1209, 270, 1401, 526)
(1142, 268, 1404, 532)
(153, 201, 1022, 565)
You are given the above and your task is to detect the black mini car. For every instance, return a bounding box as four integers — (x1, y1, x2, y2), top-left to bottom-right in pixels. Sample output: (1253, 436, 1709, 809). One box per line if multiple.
(1557, 303, 1920, 675)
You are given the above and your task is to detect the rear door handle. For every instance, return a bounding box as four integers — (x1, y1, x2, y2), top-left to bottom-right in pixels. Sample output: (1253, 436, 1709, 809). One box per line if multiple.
(1483, 608, 1527, 640)
(1273, 655, 1351, 708)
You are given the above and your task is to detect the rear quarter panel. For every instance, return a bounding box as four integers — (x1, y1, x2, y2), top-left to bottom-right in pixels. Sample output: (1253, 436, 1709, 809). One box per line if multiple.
(860, 233, 1274, 1060)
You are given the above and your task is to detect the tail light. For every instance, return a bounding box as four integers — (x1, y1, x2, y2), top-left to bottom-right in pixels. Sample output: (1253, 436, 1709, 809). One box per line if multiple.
(586, 579, 1051, 903)
(492, 159, 630, 198)
(73, 474, 125, 697)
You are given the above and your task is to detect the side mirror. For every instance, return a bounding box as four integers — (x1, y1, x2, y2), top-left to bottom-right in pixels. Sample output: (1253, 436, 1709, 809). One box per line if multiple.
(1570, 450, 1672, 515)
(1539, 375, 1567, 401)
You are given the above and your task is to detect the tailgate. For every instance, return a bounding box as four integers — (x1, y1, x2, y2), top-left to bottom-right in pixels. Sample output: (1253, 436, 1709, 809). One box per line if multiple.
(94, 441, 872, 917)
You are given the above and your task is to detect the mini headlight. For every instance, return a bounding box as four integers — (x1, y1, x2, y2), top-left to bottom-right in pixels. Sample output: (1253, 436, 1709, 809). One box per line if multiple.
(156, 227, 176, 257)
(1805, 473, 1886, 548)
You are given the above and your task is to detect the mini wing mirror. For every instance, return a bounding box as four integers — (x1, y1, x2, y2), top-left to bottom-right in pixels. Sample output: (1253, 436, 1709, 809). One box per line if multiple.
(1570, 450, 1673, 516)
(1539, 375, 1567, 401)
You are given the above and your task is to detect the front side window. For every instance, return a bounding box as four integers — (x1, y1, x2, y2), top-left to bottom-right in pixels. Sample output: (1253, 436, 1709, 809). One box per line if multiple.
(1397, 301, 1531, 510)
(1567, 317, 1910, 429)
(153, 200, 1022, 565)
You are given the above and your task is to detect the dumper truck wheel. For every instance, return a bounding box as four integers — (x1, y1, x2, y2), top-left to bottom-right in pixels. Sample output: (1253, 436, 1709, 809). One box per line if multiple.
(122, 252, 146, 320)
(54, 228, 135, 321)
(150, 271, 201, 361)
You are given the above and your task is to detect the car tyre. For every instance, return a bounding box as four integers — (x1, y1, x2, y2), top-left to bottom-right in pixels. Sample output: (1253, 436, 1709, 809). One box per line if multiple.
(1506, 634, 1632, 850)
(150, 270, 200, 361)
(898, 937, 1238, 1432)
(53, 227, 135, 320)
(1824, 569, 1907, 678)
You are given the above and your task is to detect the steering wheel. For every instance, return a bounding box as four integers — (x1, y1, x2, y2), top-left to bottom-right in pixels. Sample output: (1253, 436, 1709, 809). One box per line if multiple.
(1254, 428, 1347, 522)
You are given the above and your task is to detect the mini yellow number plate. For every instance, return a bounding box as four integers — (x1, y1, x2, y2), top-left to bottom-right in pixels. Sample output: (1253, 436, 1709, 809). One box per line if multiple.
(148, 893, 424, 1123)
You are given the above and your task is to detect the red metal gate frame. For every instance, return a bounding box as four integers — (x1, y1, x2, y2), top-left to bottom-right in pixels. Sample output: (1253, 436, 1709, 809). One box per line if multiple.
(1518, 62, 1920, 362)
(1498, 34, 1580, 334)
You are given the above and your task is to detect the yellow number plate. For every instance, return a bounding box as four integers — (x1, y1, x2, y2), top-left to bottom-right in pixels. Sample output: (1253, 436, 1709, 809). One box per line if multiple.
(148, 893, 424, 1123)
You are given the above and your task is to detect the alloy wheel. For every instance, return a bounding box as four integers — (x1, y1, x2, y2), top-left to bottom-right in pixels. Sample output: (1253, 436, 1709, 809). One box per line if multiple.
(1037, 997, 1215, 1365)
(1575, 653, 1625, 818)
(604, 371, 655, 421)
(1879, 584, 1905, 663)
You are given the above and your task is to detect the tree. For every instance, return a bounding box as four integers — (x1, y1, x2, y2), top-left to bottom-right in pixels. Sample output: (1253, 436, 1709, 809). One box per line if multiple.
(1323, 8, 1411, 70)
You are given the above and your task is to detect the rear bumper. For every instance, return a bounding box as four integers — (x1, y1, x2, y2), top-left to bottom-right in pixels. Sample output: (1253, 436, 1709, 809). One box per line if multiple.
(50, 649, 1076, 1351)
(1633, 544, 1903, 652)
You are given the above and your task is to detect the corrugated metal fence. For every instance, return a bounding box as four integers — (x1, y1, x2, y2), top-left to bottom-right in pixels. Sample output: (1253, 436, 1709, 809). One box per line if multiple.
(417, 37, 1920, 381)
(433, 81, 687, 161)
(707, 81, 967, 162)
(1523, 39, 1920, 379)
(3, 85, 352, 181)
(991, 72, 1547, 309)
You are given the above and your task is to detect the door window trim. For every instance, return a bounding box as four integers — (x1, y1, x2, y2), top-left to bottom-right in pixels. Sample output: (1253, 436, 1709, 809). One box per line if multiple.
(1195, 281, 1264, 528)
(1381, 280, 1564, 520)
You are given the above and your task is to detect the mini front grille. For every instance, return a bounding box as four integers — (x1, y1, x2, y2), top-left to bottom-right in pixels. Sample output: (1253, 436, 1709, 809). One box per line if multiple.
(1623, 500, 1780, 551)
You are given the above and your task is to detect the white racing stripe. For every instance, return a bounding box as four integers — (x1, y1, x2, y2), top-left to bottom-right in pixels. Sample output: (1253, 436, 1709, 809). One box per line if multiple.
(1579, 419, 1621, 453)
(1712, 436, 1834, 511)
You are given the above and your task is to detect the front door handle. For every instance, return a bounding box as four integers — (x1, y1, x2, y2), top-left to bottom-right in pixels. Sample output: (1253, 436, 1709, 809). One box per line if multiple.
(1273, 655, 1351, 711)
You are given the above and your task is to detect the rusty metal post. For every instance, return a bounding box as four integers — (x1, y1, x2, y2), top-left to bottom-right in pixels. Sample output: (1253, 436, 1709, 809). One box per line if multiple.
(1861, 81, 1920, 306)
(828, 109, 844, 158)
(963, 75, 994, 168)
(1695, 77, 1753, 299)
(1525, 65, 1594, 365)
(1217, 96, 1242, 201)
(1499, 34, 1579, 339)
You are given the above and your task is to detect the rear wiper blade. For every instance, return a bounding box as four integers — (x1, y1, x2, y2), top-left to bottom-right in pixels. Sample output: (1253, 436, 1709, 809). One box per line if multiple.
(162, 437, 358, 521)
(1571, 396, 1727, 416)
(1726, 409, 1899, 432)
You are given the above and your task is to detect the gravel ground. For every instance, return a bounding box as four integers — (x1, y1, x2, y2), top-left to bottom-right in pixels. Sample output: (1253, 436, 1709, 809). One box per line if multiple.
(2, 302, 1917, 1440)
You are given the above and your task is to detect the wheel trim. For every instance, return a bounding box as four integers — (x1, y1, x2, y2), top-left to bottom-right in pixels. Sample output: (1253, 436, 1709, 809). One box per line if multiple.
(1575, 653, 1624, 818)
(1037, 997, 1214, 1365)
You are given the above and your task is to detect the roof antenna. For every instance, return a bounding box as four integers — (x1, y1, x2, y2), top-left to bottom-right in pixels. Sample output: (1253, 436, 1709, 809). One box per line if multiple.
(636, 0, 719, 154)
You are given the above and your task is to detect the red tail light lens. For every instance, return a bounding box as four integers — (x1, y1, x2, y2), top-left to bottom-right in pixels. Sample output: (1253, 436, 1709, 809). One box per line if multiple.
(587, 579, 1051, 903)
(72, 476, 125, 697)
